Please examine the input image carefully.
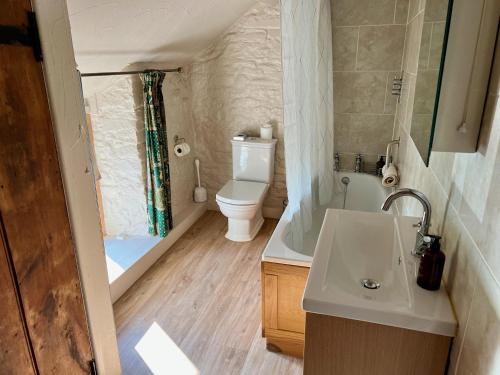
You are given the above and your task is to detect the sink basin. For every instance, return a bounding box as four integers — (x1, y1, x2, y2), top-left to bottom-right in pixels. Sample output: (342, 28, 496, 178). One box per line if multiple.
(303, 209, 456, 337)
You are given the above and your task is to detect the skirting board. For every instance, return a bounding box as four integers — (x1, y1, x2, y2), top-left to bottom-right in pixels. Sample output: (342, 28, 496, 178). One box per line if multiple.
(110, 202, 207, 303)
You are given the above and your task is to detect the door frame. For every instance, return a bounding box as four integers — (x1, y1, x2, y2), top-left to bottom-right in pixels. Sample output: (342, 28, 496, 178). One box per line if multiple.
(32, 1, 121, 373)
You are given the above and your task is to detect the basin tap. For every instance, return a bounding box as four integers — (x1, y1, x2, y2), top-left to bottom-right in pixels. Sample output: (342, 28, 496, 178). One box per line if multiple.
(381, 189, 432, 257)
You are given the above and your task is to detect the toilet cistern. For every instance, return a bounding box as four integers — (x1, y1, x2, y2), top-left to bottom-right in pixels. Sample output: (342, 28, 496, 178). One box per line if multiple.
(381, 189, 432, 257)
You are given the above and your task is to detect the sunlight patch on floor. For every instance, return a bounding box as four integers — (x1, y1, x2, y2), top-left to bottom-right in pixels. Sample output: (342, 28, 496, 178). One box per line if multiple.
(135, 322, 200, 375)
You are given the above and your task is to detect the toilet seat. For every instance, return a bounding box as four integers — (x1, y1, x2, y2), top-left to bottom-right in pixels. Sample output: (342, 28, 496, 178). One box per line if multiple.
(216, 180, 268, 206)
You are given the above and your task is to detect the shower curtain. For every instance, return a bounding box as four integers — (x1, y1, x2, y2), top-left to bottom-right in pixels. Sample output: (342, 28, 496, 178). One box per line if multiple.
(141, 71, 173, 237)
(281, 0, 334, 249)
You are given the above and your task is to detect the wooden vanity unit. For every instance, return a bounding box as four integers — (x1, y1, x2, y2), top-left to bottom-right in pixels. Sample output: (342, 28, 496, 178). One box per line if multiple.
(261, 261, 309, 357)
(304, 312, 452, 375)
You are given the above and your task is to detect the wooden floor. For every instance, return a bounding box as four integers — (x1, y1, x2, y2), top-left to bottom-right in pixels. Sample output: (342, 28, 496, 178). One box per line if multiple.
(114, 211, 303, 375)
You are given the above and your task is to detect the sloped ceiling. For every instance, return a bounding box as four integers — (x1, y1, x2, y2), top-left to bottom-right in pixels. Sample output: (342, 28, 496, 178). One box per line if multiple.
(67, 0, 257, 73)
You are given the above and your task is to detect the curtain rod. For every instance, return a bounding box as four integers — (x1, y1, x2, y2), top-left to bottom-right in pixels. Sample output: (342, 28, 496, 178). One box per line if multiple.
(80, 67, 182, 77)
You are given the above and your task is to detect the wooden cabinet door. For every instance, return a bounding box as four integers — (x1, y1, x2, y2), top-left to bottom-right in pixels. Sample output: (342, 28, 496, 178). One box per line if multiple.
(0, 1, 94, 373)
(276, 270, 308, 333)
(262, 262, 309, 333)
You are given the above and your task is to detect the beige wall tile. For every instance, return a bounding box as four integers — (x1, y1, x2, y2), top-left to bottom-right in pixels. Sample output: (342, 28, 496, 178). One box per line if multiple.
(429, 21, 446, 69)
(395, 71, 413, 128)
(356, 25, 406, 71)
(334, 113, 395, 154)
(404, 12, 425, 74)
(384, 72, 401, 114)
(456, 283, 500, 374)
(407, 0, 422, 21)
(418, 22, 432, 69)
(413, 69, 439, 114)
(424, 0, 449, 22)
(410, 114, 432, 155)
(395, 0, 410, 24)
(332, 26, 358, 71)
(332, 0, 396, 26)
(333, 71, 387, 113)
(428, 151, 455, 192)
(404, 73, 417, 131)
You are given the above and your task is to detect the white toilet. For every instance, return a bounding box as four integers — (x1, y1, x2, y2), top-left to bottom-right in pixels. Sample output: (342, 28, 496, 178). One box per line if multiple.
(216, 137, 277, 242)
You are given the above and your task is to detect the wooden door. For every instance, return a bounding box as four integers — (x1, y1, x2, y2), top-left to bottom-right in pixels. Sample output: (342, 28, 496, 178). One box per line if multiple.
(0, 222, 36, 374)
(0, 1, 94, 373)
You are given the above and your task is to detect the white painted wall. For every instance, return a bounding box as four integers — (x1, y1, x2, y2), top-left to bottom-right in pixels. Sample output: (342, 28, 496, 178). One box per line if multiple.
(33, 0, 121, 373)
(83, 71, 197, 236)
(66, 0, 258, 72)
(189, 0, 287, 213)
(84, 76, 148, 236)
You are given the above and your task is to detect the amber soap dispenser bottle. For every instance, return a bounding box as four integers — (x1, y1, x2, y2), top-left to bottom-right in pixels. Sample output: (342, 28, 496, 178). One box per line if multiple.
(417, 236, 445, 291)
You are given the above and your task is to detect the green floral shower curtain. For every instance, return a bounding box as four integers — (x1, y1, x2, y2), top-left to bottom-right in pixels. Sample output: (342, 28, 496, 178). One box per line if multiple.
(141, 71, 173, 237)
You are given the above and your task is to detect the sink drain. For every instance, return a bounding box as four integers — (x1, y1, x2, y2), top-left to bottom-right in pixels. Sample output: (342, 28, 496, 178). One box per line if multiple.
(361, 278, 381, 290)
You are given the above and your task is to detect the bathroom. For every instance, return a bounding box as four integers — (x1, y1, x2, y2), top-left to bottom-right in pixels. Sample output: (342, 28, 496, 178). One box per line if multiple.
(1, 0, 498, 374)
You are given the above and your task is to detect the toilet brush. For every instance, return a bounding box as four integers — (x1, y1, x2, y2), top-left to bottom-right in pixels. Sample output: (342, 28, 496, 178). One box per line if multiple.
(194, 158, 207, 203)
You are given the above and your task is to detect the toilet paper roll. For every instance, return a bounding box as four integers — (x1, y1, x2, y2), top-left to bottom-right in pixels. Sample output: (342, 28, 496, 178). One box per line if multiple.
(174, 143, 191, 157)
(382, 163, 399, 187)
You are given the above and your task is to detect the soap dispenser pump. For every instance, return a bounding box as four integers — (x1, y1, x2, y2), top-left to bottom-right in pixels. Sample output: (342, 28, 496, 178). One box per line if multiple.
(417, 236, 445, 291)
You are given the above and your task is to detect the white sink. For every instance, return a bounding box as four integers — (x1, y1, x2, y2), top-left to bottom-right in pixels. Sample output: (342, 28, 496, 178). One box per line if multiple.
(303, 209, 457, 337)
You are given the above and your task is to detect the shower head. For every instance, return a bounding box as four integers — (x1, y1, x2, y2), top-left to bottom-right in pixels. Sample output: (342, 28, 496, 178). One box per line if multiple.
(341, 177, 350, 185)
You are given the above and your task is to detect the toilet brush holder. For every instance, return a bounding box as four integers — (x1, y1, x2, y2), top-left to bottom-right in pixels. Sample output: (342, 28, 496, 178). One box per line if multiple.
(194, 186, 207, 203)
(194, 159, 207, 203)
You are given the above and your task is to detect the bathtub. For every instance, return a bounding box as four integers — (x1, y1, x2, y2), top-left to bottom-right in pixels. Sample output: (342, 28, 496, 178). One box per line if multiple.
(262, 172, 392, 267)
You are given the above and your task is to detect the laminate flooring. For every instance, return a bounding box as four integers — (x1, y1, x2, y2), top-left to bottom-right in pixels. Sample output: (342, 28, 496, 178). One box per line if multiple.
(114, 211, 303, 375)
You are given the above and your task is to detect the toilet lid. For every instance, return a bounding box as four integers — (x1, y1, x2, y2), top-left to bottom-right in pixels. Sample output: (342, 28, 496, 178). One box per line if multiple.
(216, 180, 268, 205)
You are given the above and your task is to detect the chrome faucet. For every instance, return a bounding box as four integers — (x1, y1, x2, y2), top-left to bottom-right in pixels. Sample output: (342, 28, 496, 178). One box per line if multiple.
(334, 153, 341, 171)
(381, 189, 432, 257)
(354, 154, 363, 173)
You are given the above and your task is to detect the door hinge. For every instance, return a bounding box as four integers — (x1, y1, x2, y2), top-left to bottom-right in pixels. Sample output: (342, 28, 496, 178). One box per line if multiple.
(0, 11, 42, 61)
(89, 359, 98, 375)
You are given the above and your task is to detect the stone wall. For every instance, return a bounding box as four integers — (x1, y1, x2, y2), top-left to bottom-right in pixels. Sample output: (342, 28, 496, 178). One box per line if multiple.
(84, 76, 147, 236)
(189, 0, 287, 212)
(82, 0, 287, 233)
(84, 71, 197, 236)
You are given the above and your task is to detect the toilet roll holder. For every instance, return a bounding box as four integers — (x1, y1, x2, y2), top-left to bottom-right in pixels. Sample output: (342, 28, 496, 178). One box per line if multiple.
(174, 135, 185, 145)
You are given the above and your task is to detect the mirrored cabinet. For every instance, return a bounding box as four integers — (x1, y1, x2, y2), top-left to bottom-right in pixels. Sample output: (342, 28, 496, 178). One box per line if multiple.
(410, 0, 499, 165)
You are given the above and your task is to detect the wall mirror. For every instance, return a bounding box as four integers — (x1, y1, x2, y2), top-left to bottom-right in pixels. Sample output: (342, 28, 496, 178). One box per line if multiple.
(410, 0, 452, 165)
(410, 0, 499, 166)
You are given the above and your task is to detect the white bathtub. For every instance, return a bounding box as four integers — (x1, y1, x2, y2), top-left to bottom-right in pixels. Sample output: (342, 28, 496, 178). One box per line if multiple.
(262, 172, 392, 267)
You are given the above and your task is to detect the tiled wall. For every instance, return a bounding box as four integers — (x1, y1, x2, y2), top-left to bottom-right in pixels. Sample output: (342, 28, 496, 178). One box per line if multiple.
(331, 0, 408, 168)
(189, 0, 287, 213)
(84, 72, 197, 236)
(395, 0, 500, 373)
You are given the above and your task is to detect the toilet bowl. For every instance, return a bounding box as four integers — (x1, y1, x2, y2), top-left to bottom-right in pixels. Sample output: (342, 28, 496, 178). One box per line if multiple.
(216, 180, 269, 242)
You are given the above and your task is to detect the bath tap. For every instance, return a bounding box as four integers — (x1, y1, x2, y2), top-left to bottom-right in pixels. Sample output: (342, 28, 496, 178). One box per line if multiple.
(334, 153, 341, 171)
(354, 154, 363, 173)
(381, 189, 432, 257)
